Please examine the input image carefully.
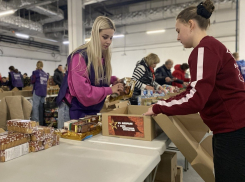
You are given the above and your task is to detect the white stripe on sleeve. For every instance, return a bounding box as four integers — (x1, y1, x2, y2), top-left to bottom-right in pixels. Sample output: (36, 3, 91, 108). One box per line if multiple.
(197, 47, 204, 81)
(157, 47, 204, 107)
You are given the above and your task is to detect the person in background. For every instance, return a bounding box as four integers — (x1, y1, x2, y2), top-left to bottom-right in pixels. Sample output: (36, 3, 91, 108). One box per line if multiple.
(56, 16, 123, 128)
(130, 53, 167, 105)
(0, 77, 9, 87)
(172, 63, 190, 88)
(53, 65, 64, 87)
(155, 59, 185, 86)
(232, 52, 239, 61)
(31, 61, 49, 124)
(144, 0, 245, 181)
(8, 66, 24, 90)
(23, 73, 31, 87)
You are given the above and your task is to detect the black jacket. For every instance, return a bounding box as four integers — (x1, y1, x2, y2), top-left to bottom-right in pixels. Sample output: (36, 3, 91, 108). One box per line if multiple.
(155, 65, 183, 85)
(53, 69, 64, 87)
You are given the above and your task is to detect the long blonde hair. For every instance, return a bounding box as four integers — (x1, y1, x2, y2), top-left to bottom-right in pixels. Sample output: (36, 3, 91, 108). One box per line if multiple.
(70, 16, 115, 85)
(36, 61, 43, 70)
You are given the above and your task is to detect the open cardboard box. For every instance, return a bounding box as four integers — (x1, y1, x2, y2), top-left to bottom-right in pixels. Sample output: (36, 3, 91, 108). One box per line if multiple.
(0, 89, 13, 100)
(153, 114, 214, 182)
(102, 105, 162, 141)
(12, 90, 32, 97)
(100, 100, 129, 113)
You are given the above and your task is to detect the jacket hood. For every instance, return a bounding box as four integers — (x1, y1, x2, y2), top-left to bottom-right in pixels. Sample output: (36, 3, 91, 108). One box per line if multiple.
(174, 64, 184, 72)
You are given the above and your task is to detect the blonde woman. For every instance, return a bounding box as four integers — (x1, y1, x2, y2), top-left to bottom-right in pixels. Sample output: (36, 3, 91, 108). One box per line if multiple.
(31, 61, 49, 123)
(130, 53, 167, 105)
(56, 16, 123, 128)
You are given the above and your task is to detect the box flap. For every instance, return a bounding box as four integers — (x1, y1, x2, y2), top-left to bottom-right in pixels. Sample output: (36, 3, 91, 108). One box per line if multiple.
(153, 114, 198, 162)
(128, 105, 150, 115)
(12, 87, 19, 92)
(0, 128, 5, 133)
(200, 135, 213, 158)
(191, 145, 215, 182)
(172, 114, 209, 143)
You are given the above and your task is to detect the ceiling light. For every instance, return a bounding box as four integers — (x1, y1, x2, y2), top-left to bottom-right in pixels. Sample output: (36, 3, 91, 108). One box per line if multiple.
(113, 34, 125, 38)
(0, 10, 15, 17)
(15, 33, 29, 39)
(63, 41, 69, 44)
(146, 30, 166, 34)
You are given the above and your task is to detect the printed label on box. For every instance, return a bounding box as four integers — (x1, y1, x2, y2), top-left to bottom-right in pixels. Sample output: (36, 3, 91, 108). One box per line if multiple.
(108, 116, 144, 138)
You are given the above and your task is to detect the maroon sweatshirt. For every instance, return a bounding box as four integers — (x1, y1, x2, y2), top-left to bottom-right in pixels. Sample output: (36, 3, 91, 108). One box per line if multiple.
(153, 36, 245, 134)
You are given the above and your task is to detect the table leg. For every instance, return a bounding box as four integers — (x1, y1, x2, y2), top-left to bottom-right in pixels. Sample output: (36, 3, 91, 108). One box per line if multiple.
(184, 158, 189, 171)
(144, 164, 159, 182)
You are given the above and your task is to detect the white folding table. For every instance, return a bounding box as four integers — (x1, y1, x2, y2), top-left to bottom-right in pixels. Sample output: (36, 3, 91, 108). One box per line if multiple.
(0, 141, 160, 182)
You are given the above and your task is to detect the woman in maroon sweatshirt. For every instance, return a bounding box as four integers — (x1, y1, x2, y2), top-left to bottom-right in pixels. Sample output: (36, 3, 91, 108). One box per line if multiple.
(144, 0, 245, 181)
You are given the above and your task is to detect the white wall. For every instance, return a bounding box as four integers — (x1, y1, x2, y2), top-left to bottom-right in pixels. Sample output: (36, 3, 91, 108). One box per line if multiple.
(0, 42, 68, 77)
(111, 8, 236, 78)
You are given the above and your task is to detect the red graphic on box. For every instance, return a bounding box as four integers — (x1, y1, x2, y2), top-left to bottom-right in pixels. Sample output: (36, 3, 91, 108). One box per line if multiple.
(108, 116, 144, 138)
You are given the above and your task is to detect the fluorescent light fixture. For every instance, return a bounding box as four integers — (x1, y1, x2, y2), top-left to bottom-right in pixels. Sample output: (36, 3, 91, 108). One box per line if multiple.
(15, 33, 29, 39)
(85, 38, 91, 42)
(146, 30, 166, 34)
(0, 10, 15, 17)
(63, 41, 69, 44)
(113, 34, 124, 38)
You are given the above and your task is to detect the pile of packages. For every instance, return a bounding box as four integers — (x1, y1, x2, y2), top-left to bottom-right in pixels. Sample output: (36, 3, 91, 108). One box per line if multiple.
(109, 77, 136, 102)
(56, 115, 102, 141)
(0, 119, 59, 162)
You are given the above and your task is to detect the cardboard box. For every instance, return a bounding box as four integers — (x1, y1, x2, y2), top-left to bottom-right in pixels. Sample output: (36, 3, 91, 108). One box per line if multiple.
(153, 114, 214, 182)
(12, 90, 33, 97)
(0, 91, 13, 100)
(155, 151, 177, 182)
(100, 100, 129, 113)
(22, 86, 32, 91)
(175, 166, 183, 182)
(102, 105, 162, 141)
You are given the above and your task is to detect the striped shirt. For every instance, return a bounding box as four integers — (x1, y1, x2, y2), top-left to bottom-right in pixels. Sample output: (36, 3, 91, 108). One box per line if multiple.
(132, 64, 160, 90)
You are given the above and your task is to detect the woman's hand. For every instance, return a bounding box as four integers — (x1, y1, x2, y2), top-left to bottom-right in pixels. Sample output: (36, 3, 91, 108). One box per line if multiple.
(143, 107, 157, 116)
(158, 86, 167, 94)
(112, 78, 124, 85)
(111, 83, 124, 95)
(145, 85, 154, 90)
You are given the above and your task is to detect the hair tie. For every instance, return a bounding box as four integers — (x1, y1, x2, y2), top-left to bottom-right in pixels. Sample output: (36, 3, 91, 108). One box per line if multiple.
(197, 2, 212, 19)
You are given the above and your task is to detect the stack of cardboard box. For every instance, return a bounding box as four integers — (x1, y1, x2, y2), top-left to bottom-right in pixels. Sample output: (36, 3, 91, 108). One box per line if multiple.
(155, 151, 183, 182)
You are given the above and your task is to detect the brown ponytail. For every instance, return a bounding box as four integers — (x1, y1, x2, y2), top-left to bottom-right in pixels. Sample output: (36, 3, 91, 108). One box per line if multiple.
(176, 0, 215, 30)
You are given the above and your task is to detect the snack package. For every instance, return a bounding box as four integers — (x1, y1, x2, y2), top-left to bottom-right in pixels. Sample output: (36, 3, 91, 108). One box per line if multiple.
(7, 120, 38, 134)
(64, 120, 78, 130)
(109, 77, 135, 102)
(52, 134, 60, 146)
(29, 141, 44, 152)
(0, 132, 30, 150)
(56, 126, 102, 141)
(0, 143, 29, 162)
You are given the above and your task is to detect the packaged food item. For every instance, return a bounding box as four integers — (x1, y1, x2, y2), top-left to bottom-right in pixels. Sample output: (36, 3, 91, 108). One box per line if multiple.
(52, 134, 60, 146)
(29, 141, 44, 152)
(0, 143, 29, 162)
(109, 77, 136, 102)
(64, 120, 78, 130)
(56, 126, 102, 141)
(0, 132, 30, 150)
(7, 120, 38, 134)
(85, 115, 101, 123)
